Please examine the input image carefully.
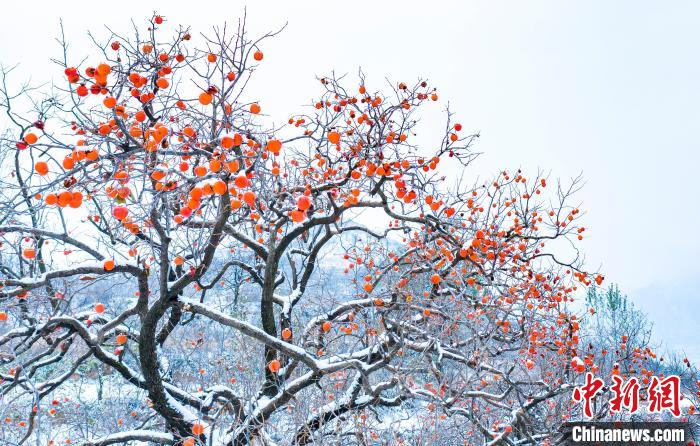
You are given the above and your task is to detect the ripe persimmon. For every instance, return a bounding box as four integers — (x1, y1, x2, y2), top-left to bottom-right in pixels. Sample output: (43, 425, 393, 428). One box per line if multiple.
(113, 206, 129, 220)
(212, 180, 227, 195)
(221, 136, 235, 149)
(191, 423, 205, 436)
(234, 174, 249, 188)
(268, 359, 281, 373)
(96, 63, 111, 77)
(69, 192, 83, 208)
(328, 131, 340, 145)
(35, 162, 49, 176)
(243, 191, 256, 206)
(199, 92, 213, 105)
(156, 78, 169, 89)
(58, 191, 72, 207)
(297, 195, 311, 211)
(266, 139, 282, 154)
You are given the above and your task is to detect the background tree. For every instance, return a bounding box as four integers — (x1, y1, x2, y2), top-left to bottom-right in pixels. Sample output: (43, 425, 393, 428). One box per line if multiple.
(577, 284, 699, 423)
(0, 13, 665, 446)
(583, 284, 654, 378)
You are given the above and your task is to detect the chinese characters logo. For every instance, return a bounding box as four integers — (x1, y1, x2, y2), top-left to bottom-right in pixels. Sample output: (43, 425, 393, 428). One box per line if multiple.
(572, 373, 682, 418)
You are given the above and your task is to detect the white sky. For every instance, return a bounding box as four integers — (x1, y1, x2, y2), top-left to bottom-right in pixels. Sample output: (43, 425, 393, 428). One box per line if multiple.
(2, 0, 698, 358)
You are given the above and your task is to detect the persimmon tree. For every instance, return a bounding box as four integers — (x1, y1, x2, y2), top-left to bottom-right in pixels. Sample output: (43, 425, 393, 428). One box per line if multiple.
(0, 15, 613, 446)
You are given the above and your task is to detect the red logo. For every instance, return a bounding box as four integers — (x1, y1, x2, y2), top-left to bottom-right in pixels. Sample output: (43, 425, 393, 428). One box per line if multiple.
(648, 375, 681, 417)
(573, 373, 682, 418)
(572, 372, 605, 418)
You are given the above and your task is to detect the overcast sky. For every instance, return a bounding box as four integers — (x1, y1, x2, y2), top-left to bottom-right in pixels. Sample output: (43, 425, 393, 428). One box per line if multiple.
(2, 0, 698, 358)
